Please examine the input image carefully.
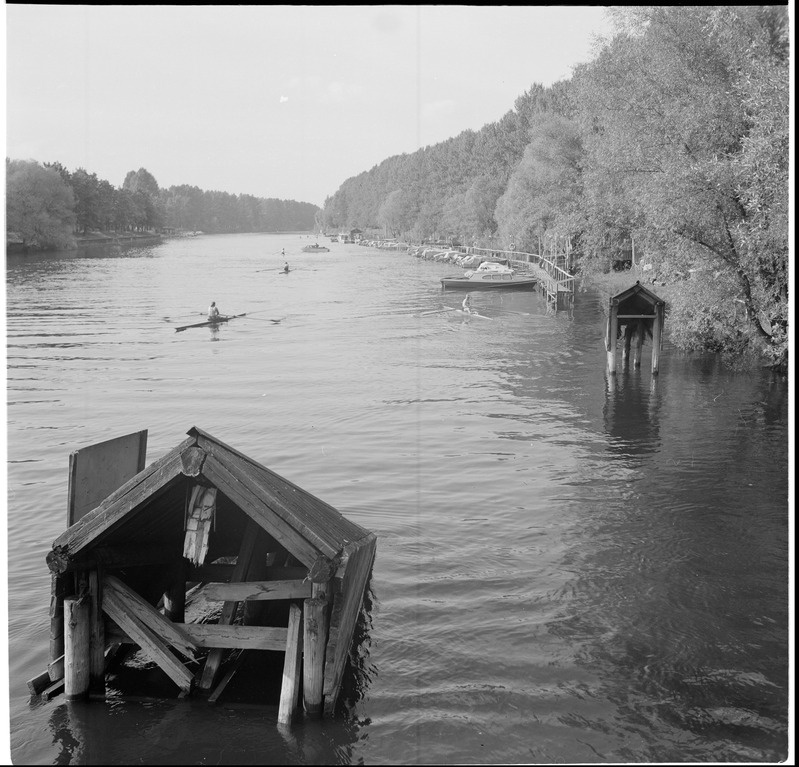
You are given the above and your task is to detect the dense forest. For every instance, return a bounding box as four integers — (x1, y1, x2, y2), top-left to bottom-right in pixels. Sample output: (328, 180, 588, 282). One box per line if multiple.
(320, 7, 789, 369)
(5, 162, 319, 249)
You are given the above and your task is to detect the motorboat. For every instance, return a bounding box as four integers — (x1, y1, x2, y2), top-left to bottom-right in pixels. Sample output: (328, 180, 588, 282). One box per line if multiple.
(302, 243, 330, 253)
(440, 261, 537, 290)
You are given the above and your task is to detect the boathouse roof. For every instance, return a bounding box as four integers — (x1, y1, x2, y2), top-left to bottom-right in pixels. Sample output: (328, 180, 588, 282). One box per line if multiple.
(47, 426, 370, 577)
(611, 281, 665, 313)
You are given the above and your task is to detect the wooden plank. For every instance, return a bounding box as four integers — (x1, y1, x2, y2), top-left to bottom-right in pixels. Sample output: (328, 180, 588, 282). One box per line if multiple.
(200, 455, 321, 567)
(68, 430, 148, 526)
(199, 518, 260, 690)
(41, 679, 65, 701)
(107, 621, 289, 651)
(48, 654, 64, 682)
(323, 535, 376, 716)
(27, 670, 53, 696)
(278, 603, 303, 725)
(103, 575, 197, 659)
(207, 651, 247, 705)
(202, 580, 312, 603)
(101, 590, 194, 693)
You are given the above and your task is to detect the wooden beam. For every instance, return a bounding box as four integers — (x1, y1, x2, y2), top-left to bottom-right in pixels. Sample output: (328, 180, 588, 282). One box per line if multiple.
(278, 603, 303, 725)
(207, 651, 247, 705)
(202, 580, 312, 603)
(88, 570, 106, 693)
(106, 622, 289, 651)
(26, 670, 53, 696)
(103, 575, 197, 659)
(199, 518, 261, 690)
(616, 314, 656, 319)
(101, 590, 194, 693)
(49, 573, 66, 666)
(323, 535, 376, 716)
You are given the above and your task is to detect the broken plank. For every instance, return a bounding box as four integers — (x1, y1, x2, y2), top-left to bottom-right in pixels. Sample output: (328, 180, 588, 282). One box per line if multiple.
(103, 575, 197, 659)
(101, 590, 194, 693)
(202, 580, 312, 603)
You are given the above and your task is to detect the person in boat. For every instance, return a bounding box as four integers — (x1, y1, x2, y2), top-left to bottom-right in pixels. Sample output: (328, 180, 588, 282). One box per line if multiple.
(462, 294, 473, 314)
(283, 261, 290, 273)
(281, 248, 285, 256)
(208, 301, 221, 321)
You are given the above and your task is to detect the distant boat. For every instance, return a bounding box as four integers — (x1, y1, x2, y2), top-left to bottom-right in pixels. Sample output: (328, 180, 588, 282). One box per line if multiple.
(302, 243, 330, 253)
(440, 261, 537, 290)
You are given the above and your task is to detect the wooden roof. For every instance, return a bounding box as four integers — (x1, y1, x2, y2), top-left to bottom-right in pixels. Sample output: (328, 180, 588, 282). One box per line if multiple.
(611, 281, 665, 308)
(48, 427, 371, 574)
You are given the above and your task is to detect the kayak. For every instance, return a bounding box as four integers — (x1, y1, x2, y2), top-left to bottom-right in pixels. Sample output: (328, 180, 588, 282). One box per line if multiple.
(175, 313, 247, 332)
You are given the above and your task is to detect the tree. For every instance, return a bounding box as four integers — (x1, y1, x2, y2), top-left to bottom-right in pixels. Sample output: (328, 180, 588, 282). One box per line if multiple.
(70, 168, 100, 234)
(573, 5, 789, 366)
(6, 159, 75, 250)
(495, 114, 584, 253)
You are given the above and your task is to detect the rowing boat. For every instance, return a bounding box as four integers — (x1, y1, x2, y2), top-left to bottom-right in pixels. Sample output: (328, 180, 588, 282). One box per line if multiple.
(175, 313, 247, 332)
(446, 307, 493, 321)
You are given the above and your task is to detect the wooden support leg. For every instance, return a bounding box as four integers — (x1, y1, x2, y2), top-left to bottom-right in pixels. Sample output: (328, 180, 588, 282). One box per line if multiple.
(278, 603, 303, 725)
(302, 593, 328, 718)
(622, 324, 632, 365)
(49, 574, 66, 666)
(606, 306, 618, 375)
(199, 518, 260, 691)
(163, 560, 187, 623)
(64, 596, 91, 700)
(652, 305, 663, 376)
(88, 571, 105, 695)
(633, 322, 644, 368)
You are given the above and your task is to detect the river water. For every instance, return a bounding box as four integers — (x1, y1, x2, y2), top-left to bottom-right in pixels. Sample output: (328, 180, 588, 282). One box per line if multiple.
(5, 234, 790, 764)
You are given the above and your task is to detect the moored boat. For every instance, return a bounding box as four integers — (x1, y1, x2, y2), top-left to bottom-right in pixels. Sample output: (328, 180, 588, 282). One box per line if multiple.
(440, 261, 537, 290)
(302, 243, 330, 253)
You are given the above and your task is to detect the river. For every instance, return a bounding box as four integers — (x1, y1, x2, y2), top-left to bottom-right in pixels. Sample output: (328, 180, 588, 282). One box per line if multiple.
(5, 233, 790, 764)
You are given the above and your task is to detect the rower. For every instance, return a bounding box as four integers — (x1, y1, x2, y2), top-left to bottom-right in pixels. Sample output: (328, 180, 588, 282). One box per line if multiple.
(283, 261, 290, 273)
(462, 294, 473, 314)
(208, 301, 221, 321)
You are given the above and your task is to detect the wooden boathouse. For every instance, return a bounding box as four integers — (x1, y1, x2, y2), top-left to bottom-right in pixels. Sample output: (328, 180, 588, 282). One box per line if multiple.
(30, 427, 376, 724)
(605, 282, 666, 376)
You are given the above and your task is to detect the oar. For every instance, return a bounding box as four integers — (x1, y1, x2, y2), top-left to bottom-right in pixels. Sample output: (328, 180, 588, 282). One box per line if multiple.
(493, 308, 531, 316)
(420, 307, 457, 316)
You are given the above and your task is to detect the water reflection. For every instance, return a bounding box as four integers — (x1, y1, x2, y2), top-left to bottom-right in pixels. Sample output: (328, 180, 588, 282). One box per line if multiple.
(603, 369, 662, 457)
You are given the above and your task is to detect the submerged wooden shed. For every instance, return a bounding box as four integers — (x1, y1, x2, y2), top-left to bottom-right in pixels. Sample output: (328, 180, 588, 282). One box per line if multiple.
(605, 282, 666, 376)
(33, 426, 376, 723)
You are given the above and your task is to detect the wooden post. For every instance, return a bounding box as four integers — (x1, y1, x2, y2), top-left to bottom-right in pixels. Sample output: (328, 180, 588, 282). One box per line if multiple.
(163, 559, 187, 623)
(633, 322, 644, 368)
(88, 570, 105, 694)
(49, 574, 66, 666)
(278, 603, 303, 725)
(606, 302, 618, 375)
(622, 324, 632, 365)
(64, 596, 91, 700)
(302, 591, 329, 718)
(651, 303, 664, 376)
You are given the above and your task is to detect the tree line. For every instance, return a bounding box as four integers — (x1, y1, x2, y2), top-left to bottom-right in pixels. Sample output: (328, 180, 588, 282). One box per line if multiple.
(6, 162, 319, 250)
(319, 6, 788, 369)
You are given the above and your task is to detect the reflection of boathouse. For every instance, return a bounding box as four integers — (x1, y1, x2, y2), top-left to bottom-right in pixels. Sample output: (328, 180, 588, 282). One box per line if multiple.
(31, 427, 376, 724)
(605, 282, 666, 376)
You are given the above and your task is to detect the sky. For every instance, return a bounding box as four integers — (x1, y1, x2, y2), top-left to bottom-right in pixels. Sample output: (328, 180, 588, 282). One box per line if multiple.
(5, 5, 612, 207)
